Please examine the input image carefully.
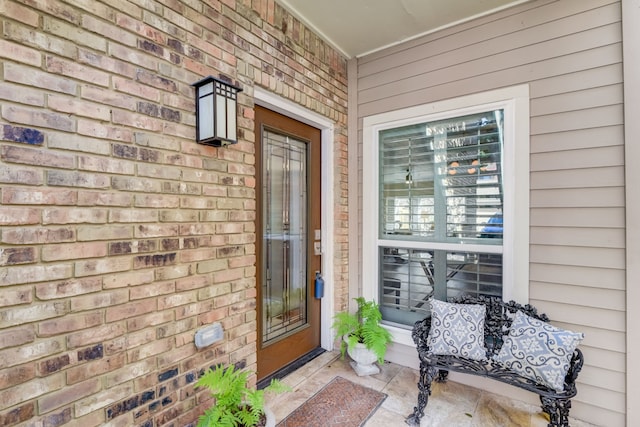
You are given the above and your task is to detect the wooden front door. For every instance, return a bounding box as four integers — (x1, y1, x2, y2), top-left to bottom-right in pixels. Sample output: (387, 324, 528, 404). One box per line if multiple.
(255, 105, 322, 381)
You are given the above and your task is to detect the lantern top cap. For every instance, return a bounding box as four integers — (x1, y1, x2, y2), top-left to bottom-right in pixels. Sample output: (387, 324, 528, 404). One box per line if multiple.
(191, 75, 243, 93)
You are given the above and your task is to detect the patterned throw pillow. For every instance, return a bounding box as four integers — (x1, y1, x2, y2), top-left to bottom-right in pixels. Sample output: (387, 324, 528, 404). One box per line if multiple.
(428, 299, 487, 361)
(493, 310, 584, 392)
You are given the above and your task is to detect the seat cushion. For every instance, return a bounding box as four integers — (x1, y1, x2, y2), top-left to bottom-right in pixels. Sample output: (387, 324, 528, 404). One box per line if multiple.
(493, 310, 584, 392)
(428, 299, 487, 361)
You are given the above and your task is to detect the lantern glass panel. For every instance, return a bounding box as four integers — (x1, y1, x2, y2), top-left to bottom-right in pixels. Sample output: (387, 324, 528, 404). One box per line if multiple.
(216, 91, 226, 139)
(198, 90, 214, 141)
(227, 97, 237, 141)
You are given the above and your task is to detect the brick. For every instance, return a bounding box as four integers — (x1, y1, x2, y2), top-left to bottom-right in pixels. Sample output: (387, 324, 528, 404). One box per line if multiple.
(109, 239, 157, 255)
(111, 109, 163, 132)
(39, 354, 71, 375)
(78, 155, 136, 174)
(156, 317, 196, 339)
(48, 94, 111, 121)
(1, 226, 75, 244)
(105, 299, 156, 323)
(154, 264, 191, 281)
(39, 312, 103, 337)
(77, 344, 104, 362)
(43, 16, 107, 51)
(109, 209, 159, 223)
(157, 291, 198, 310)
(0, 1, 40, 26)
(47, 170, 110, 189)
(81, 85, 137, 110)
(0, 165, 43, 185)
(0, 327, 35, 349)
(0, 337, 64, 370)
(1, 145, 75, 169)
(78, 191, 132, 207)
(180, 248, 216, 263)
(1, 124, 45, 145)
(87, 13, 140, 45)
(135, 224, 179, 238)
(46, 56, 110, 86)
(0, 363, 35, 390)
(77, 119, 134, 142)
(113, 76, 161, 102)
(43, 208, 107, 224)
(0, 374, 65, 410)
(67, 353, 126, 385)
(133, 253, 177, 269)
(137, 163, 181, 180)
(127, 311, 174, 332)
(134, 194, 181, 209)
(134, 132, 181, 152)
(66, 323, 126, 349)
(75, 382, 135, 417)
(227, 255, 255, 269)
(0, 81, 44, 106)
(77, 225, 133, 241)
(196, 259, 227, 274)
(0, 247, 37, 265)
(135, 69, 177, 92)
(2, 104, 75, 132)
(127, 338, 172, 363)
(112, 176, 163, 193)
(130, 281, 175, 301)
(48, 133, 111, 155)
(39, 378, 102, 413)
(102, 270, 155, 289)
(0, 39, 42, 67)
(41, 407, 72, 426)
(41, 242, 107, 262)
(2, 187, 76, 206)
(0, 403, 35, 426)
(159, 210, 198, 222)
(0, 287, 33, 307)
(75, 257, 131, 277)
(0, 264, 72, 286)
(3, 63, 77, 95)
(0, 301, 67, 328)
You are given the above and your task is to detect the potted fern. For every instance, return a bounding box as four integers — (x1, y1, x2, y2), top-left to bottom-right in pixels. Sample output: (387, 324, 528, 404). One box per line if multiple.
(332, 297, 393, 376)
(195, 364, 289, 427)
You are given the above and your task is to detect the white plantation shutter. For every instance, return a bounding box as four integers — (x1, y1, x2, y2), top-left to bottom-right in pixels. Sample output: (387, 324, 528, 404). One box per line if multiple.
(378, 110, 505, 326)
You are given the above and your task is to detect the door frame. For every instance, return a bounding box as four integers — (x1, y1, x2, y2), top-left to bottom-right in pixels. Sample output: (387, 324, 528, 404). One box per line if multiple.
(254, 87, 335, 351)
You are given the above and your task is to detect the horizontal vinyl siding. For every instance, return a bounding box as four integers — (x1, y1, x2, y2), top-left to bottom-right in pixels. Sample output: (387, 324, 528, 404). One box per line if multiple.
(356, 0, 624, 425)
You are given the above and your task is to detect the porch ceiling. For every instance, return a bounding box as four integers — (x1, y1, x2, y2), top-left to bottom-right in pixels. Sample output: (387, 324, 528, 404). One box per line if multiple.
(276, 0, 530, 58)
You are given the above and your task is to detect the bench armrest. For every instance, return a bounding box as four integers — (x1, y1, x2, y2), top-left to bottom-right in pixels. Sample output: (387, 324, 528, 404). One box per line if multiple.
(411, 316, 432, 350)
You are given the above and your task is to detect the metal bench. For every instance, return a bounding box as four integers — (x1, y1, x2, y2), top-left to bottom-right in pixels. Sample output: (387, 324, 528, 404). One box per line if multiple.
(405, 295, 584, 427)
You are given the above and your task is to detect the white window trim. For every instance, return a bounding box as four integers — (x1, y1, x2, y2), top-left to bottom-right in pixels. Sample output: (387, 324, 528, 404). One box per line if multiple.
(362, 85, 530, 345)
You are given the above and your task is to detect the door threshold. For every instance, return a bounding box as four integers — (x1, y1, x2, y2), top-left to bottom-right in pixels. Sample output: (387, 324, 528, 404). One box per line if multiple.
(257, 348, 326, 390)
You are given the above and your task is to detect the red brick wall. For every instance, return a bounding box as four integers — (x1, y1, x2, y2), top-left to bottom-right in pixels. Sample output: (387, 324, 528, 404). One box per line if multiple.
(0, 0, 348, 425)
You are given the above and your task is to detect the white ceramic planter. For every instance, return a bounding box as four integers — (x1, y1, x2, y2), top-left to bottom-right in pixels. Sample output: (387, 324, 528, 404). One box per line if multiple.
(264, 406, 276, 427)
(344, 335, 380, 376)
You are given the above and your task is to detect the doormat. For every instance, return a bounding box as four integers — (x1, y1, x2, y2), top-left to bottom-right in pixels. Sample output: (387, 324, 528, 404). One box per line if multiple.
(277, 376, 387, 427)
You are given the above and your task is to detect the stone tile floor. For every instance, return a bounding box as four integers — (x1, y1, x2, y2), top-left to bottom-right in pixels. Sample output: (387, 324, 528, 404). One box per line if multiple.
(266, 351, 597, 427)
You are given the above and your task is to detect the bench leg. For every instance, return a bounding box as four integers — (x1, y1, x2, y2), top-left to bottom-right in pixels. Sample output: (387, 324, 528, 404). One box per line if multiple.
(405, 364, 437, 426)
(540, 396, 572, 427)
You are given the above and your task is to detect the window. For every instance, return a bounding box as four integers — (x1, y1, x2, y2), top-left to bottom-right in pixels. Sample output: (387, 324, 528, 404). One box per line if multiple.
(362, 86, 529, 331)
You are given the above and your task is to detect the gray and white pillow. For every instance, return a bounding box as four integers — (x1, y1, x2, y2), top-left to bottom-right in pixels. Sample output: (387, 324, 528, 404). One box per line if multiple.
(493, 310, 584, 392)
(428, 299, 486, 361)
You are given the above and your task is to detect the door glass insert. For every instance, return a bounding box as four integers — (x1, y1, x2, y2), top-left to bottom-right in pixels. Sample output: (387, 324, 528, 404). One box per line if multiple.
(262, 129, 308, 343)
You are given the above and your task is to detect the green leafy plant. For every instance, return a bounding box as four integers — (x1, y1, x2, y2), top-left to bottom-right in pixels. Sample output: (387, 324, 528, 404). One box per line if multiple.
(195, 364, 289, 427)
(332, 297, 393, 364)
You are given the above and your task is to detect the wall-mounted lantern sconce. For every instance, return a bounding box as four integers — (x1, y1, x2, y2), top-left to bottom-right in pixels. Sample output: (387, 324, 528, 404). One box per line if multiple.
(191, 76, 243, 147)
